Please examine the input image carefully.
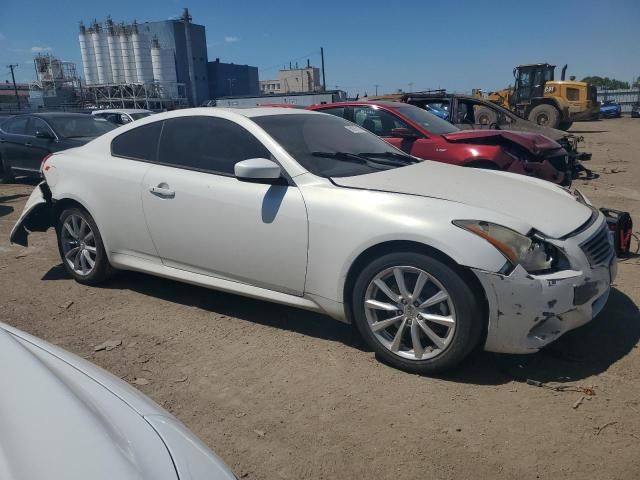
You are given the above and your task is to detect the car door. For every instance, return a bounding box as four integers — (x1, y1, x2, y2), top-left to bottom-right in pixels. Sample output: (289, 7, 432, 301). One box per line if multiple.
(140, 115, 308, 295)
(22, 117, 56, 172)
(0, 116, 30, 170)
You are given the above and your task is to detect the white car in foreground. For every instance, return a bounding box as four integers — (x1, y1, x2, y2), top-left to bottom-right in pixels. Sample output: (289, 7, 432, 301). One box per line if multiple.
(0, 322, 237, 480)
(11, 108, 616, 373)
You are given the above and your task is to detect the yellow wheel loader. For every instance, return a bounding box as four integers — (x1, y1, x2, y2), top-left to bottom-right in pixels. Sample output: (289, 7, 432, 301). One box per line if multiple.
(475, 64, 600, 130)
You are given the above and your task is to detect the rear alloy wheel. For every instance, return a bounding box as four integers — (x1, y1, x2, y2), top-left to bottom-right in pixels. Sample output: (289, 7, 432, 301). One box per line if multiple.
(352, 252, 482, 374)
(57, 207, 114, 284)
(528, 104, 560, 129)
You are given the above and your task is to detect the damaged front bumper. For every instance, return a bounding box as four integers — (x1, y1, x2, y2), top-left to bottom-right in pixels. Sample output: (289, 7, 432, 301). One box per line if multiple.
(10, 182, 53, 247)
(474, 216, 617, 354)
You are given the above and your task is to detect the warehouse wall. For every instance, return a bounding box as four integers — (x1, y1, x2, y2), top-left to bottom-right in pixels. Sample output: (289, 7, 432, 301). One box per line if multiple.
(207, 59, 259, 99)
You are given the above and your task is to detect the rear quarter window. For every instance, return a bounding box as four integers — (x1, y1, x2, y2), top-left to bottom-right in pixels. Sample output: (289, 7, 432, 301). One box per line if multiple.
(111, 121, 163, 161)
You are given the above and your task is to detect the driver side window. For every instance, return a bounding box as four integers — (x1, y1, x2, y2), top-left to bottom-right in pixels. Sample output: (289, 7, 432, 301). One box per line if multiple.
(26, 118, 54, 137)
(158, 116, 271, 175)
(352, 107, 411, 137)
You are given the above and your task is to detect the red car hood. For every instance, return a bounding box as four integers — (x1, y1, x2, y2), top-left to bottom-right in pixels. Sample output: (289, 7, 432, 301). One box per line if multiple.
(442, 130, 562, 155)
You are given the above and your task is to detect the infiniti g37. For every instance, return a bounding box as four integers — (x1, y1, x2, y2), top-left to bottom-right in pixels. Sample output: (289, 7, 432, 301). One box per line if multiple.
(11, 108, 617, 373)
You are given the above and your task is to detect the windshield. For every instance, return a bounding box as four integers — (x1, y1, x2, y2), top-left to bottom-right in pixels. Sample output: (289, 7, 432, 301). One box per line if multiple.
(394, 105, 459, 135)
(253, 114, 418, 178)
(48, 116, 116, 138)
(130, 112, 152, 120)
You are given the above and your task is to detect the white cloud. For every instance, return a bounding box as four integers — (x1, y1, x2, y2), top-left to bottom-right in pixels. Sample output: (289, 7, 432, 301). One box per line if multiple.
(224, 36, 239, 43)
(31, 46, 52, 53)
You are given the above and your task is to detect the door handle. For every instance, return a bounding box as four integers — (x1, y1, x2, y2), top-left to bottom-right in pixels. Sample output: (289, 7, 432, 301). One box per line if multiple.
(149, 184, 175, 198)
(24, 142, 32, 147)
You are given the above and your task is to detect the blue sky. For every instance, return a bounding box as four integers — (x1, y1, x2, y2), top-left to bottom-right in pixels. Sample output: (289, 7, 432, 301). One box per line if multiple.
(1, 0, 638, 96)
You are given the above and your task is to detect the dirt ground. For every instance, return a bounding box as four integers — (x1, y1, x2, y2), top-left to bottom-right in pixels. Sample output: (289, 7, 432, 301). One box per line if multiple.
(1, 118, 639, 480)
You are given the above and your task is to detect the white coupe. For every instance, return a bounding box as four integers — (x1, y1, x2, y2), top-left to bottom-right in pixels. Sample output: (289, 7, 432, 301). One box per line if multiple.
(11, 108, 616, 373)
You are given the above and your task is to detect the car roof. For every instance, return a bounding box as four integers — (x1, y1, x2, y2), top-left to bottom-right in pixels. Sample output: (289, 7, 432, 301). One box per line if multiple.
(31, 112, 90, 120)
(313, 101, 405, 110)
(212, 107, 320, 118)
(92, 109, 152, 114)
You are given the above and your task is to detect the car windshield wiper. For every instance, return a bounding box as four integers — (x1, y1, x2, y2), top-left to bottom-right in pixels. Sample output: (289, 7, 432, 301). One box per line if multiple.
(311, 151, 391, 170)
(312, 151, 417, 169)
(357, 151, 420, 165)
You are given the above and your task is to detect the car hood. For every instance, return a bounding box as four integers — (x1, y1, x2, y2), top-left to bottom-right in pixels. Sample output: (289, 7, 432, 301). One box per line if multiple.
(332, 161, 591, 238)
(0, 326, 179, 480)
(442, 129, 562, 155)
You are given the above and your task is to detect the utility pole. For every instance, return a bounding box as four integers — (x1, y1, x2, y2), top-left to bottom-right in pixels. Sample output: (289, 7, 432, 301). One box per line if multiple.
(374, 84, 380, 96)
(320, 47, 326, 92)
(7, 64, 20, 110)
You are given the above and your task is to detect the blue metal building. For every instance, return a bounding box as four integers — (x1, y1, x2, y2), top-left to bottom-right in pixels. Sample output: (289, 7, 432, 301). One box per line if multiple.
(138, 8, 209, 106)
(207, 58, 259, 100)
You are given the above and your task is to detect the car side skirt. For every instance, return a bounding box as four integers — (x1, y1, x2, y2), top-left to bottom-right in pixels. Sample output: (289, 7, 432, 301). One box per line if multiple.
(110, 252, 349, 323)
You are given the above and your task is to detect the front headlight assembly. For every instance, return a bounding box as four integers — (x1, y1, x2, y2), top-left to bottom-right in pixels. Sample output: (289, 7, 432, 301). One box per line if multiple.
(453, 220, 563, 274)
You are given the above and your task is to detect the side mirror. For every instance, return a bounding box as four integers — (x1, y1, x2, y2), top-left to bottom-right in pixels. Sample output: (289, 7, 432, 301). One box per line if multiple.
(391, 127, 420, 139)
(235, 158, 282, 182)
(35, 130, 54, 140)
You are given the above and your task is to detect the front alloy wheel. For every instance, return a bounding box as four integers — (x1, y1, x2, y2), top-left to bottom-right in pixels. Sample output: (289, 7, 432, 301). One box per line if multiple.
(364, 266, 456, 360)
(352, 252, 482, 374)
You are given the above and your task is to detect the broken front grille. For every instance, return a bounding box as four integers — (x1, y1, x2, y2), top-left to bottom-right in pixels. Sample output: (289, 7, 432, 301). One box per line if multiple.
(580, 224, 614, 267)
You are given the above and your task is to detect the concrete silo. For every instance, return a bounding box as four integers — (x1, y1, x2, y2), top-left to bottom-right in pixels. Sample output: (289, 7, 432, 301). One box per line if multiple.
(78, 22, 97, 85)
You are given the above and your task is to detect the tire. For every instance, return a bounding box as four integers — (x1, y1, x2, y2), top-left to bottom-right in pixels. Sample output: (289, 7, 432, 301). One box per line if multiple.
(528, 104, 560, 129)
(558, 121, 573, 131)
(474, 106, 498, 126)
(351, 252, 483, 374)
(0, 155, 15, 183)
(56, 207, 115, 285)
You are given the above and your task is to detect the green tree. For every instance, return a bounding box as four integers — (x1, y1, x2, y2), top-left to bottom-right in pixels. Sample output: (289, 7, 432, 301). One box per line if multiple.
(582, 76, 630, 89)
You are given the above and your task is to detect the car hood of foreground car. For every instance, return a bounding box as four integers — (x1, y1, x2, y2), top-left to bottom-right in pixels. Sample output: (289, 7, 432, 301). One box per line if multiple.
(441, 129, 562, 156)
(0, 323, 236, 480)
(332, 160, 592, 238)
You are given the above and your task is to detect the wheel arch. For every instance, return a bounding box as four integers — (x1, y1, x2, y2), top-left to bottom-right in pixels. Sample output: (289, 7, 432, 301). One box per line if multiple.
(52, 196, 95, 223)
(342, 240, 489, 344)
(51, 195, 113, 256)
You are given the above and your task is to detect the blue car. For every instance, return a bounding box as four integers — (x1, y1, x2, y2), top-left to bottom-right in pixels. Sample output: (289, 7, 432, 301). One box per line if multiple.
(600, 100, 622, 118)
(424, 104, 450, 120)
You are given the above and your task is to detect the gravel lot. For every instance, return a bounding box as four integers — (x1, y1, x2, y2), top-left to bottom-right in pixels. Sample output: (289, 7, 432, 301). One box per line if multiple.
(1, 118, 639, 480)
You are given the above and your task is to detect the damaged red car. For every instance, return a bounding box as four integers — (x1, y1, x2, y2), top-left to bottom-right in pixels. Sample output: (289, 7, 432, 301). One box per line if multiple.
(307, 101, 571, 185)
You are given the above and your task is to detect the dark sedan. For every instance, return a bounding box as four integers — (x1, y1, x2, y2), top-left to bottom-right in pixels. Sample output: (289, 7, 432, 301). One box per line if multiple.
(0, 113, 115, 181)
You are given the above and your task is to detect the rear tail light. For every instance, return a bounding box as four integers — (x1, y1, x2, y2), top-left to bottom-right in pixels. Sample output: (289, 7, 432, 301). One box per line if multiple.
(40, 154, 53, 177)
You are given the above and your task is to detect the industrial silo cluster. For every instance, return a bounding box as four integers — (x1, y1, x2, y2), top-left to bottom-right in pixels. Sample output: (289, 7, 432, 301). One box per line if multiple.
(78, 18, 177, 90)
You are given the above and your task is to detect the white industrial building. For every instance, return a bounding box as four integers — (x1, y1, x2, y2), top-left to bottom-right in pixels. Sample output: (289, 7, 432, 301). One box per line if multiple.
(78, 10, 213, 109)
